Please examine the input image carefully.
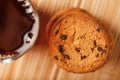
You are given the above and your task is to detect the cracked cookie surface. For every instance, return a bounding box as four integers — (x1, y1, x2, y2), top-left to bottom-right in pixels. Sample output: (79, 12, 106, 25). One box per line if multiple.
(48, 8, 114, 73)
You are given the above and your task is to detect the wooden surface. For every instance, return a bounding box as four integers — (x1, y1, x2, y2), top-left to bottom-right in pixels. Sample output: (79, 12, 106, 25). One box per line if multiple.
(0, 0, 120, 80)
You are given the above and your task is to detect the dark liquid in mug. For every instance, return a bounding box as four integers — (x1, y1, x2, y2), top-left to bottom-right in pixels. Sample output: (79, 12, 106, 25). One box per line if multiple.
(0, 0, 34, 56)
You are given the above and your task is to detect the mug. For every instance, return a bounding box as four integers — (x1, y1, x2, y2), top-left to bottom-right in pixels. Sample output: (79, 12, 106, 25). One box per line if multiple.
(0, 0, 39, 63)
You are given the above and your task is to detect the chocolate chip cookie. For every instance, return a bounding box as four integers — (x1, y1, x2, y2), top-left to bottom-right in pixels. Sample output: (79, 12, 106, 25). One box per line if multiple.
(47, 8, 114, 73)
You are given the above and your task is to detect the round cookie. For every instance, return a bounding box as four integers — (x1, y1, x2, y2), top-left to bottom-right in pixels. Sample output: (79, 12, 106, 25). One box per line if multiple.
(47, 8, 114, 73)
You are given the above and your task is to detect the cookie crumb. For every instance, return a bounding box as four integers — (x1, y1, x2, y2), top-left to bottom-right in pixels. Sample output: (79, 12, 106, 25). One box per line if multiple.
(59, 45, 65, 54)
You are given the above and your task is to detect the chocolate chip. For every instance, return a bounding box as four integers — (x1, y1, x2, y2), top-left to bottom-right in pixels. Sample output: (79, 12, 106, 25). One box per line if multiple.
(75, 48, 80, 52)
(96, 26, 102, 32)
(97, 47, 107, 55)
(55, 29, 59, 35)
(95, 54, 99, 57)
(54, 56, 58, 60)
(60, 35, 67, 40)
(59, 45, 65, 54)
(93, 40, 97, 46)
(63, 54, 70, 60)
(97, 47, 103, 52)
(28, 33, 33, 39)
(81, 55, 86, 59)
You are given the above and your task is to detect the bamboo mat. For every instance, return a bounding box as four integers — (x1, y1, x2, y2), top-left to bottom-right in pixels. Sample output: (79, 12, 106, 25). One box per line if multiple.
(0, 0, 120, 80)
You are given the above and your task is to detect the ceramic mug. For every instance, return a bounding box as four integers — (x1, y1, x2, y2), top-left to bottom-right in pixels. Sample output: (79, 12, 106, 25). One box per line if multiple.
(0, 0, 39, 63)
